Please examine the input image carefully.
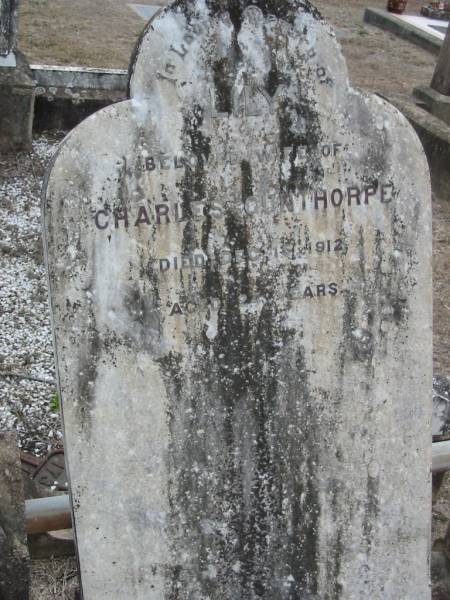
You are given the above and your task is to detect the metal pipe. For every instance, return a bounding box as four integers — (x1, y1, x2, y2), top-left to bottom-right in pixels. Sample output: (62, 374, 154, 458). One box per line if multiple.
(25, 495, 72, 534)
(432, 441, 450, 474)
(23, 442, 450, 535)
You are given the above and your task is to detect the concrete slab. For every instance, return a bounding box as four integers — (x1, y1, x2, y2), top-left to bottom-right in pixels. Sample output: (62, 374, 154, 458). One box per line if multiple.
(401, 14, 448, 40)
(128, 3, 161, 21)
(364, 7, 446, 55)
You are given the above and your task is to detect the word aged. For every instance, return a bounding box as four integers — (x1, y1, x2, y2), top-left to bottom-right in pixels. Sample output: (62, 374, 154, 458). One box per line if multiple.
(168, 282, 339, 316)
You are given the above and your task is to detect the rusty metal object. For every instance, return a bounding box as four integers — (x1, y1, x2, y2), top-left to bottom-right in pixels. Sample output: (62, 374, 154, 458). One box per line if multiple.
(25, 495, 72, 535)
(33, 448, 68, 493)
(21, 448, 68, 499)
(433, 441, 450, 474)
(20, 451, 40, 476)
(20, 451, 42, 499)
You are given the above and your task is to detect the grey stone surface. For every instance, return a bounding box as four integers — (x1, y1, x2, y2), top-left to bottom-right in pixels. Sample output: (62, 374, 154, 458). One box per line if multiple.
(0, 431, 30, 600)
(44, 1, 433, 598)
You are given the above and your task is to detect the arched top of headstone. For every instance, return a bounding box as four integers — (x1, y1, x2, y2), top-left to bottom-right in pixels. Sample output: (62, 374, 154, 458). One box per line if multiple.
(129, 0, 347, 109)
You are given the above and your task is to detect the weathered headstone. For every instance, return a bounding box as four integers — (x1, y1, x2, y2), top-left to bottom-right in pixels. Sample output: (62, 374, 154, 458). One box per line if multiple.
(43, 1, 433, 598)
(0, 0, 35, 152)
(0, 432, 30, 600)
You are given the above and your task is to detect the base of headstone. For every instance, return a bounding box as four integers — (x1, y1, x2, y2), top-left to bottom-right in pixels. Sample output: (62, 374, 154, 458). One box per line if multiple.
(0, 51, 35, 153)
(414, 85, 450, 127)
(0, 432, 31, 600)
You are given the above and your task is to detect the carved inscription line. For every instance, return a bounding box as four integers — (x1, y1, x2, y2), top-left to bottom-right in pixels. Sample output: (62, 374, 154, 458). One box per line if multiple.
(93, 182, 395, 230)
(142, 143, 343, 173)
(168, 281, 340, 317)
(152, 238, 346, 274)
(155, 8, 333, 97)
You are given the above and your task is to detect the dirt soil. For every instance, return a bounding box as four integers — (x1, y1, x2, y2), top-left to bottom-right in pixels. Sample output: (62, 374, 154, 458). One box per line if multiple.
(19, 0, 437, 100)
(9, 0, 450, 597)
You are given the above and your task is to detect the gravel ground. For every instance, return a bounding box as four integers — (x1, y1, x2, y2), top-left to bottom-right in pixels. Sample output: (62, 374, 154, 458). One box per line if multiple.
(0, 134, 64, 456)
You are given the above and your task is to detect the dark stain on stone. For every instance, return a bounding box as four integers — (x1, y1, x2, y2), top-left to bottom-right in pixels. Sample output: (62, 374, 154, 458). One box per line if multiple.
(76, 306, 99, 433)
(167, 564, 183, 600)
(278, 96, 323, 195)
(201, 212, 222, 302)
(181, 106, 211, 254)
(363, 473, 379, 554)
(266, 58, 283, 97)
(213, 58, 235, 114)
(123, 283, 162, 353)
(282, 348, 320, 598)
(326, 481, 344, 600)
(205, 0, 322, 31)
(158, 245, 321, 597)
(392, 297, 408, 323)
(241, 160, 253, 200)
(340, 291, 375, 367)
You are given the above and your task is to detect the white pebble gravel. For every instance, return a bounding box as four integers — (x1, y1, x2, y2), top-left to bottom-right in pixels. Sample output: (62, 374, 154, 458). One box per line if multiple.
(0, 135, 64, 456)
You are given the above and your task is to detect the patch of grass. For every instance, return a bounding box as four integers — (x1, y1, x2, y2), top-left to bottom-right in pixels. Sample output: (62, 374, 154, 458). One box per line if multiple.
(18, 0, 165, 68)
(49, 393, 60, 412)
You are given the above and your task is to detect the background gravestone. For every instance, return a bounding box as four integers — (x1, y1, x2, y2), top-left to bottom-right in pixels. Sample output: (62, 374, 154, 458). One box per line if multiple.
(44, 1, 433, 598)
(0, 0, 16, 60)
(0, 0, 35, 152)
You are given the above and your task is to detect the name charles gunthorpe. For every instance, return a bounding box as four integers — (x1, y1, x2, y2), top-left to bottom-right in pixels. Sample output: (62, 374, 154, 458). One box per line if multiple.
(93, 181, 395, 231)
